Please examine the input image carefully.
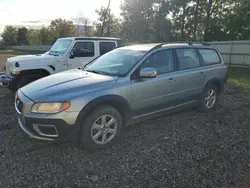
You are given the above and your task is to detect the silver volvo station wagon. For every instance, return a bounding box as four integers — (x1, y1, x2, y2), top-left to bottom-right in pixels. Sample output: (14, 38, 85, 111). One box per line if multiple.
(15, 43, 228, 150)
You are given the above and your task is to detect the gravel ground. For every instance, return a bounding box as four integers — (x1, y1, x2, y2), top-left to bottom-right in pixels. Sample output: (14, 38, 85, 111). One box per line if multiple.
(0, 84, 249, 188)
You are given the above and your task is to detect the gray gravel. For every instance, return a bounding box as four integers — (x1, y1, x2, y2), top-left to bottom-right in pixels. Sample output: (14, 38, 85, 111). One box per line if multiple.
(0, 84, 249, 188)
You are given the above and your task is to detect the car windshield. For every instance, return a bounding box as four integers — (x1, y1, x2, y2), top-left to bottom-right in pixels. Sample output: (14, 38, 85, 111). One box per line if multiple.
(49, 39, 72, 56)
(85, 48, 146, 76)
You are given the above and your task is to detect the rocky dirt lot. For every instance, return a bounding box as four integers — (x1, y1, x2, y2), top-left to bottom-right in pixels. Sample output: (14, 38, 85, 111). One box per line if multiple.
(0, 84, 249, 188)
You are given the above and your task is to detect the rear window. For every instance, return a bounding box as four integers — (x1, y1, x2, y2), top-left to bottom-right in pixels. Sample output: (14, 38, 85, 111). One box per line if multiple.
(99, 42, 116, 55)
(198, 49, 221, 65)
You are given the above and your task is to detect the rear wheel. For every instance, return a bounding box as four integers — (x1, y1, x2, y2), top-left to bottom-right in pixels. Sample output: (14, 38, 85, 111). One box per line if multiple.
(199, 85, 219, 112)
(79, 105, 123, 151)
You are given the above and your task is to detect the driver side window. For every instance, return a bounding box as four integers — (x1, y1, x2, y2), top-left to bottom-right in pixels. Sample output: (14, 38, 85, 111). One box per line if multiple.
(72, 42, 95, 57)
(141, 50, 174, 75)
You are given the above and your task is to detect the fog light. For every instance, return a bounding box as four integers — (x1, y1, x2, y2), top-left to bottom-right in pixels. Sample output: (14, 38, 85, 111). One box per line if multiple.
(33, 124, 59, 138)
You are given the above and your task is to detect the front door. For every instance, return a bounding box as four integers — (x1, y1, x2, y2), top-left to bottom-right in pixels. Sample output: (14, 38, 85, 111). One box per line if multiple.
(67, 41, 97, 69)
(130, 49, 178, 118)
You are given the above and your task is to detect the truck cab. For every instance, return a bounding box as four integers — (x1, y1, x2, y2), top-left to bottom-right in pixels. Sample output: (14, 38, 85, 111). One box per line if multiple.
(0, 37, 121, 92)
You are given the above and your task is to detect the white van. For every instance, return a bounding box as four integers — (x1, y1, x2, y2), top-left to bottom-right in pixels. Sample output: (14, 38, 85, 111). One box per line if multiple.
(0, 37, 121, 92)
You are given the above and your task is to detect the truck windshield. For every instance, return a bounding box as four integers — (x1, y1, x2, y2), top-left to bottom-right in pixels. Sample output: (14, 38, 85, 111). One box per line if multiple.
(85, 48, 146, 76)
(49, 39, 72, 56)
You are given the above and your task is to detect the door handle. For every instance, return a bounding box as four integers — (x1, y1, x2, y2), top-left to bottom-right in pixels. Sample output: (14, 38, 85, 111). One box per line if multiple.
(200, 72, 206, 75)
(168, 78, 176, 83)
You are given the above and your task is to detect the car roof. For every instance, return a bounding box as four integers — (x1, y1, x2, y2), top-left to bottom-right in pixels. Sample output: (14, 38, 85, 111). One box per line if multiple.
(59, 37, 121, 41)
(162, 43, 213, 49)
(119, 42, 214, 52)
(119, 43, 162, 51)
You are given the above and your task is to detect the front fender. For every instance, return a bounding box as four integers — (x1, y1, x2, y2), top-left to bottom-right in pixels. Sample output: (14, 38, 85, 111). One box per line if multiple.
(75, 95, 132, 127)
(12, 65, 54, 75)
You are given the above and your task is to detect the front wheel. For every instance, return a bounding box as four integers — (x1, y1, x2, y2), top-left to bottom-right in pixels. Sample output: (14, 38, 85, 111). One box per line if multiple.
(199, 85, 219, 112)
(79, 105, 123, 151)
(16, 75, 43, 90)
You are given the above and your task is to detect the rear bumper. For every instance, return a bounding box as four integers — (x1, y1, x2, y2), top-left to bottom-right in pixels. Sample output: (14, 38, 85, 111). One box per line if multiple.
(0, 72, 12, 87)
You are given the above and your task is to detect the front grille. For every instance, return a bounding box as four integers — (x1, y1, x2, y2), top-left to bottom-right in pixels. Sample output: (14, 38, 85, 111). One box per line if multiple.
(15, 97, 23, 114)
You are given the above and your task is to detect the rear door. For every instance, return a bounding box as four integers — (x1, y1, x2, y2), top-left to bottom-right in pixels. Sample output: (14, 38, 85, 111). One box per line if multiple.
(67, 41, 97, 69)
(173, 48, 206, 103)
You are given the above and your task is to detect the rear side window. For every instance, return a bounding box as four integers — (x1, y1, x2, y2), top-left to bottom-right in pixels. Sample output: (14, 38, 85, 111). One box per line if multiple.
(99, 42, 116, 55)
(198, 49, 221, 65)
(176, 49, 200, 70)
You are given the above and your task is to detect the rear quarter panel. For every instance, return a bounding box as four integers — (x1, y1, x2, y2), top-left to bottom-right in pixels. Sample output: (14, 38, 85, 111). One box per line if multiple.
(202, 63, 227, 89)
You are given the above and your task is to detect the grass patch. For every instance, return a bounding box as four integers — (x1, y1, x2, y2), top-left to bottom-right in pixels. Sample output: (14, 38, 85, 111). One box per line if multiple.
(0, 49, 29, 56)
(0, 49, 45, 56)
(228, 67, 250, 88)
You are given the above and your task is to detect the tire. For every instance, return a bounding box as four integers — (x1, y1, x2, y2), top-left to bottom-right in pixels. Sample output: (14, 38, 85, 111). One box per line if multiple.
(199, 85, 219, 112)
(79, 105, 123, 151)
(17, 75, 43, 90)
(8, 83, 17, 93)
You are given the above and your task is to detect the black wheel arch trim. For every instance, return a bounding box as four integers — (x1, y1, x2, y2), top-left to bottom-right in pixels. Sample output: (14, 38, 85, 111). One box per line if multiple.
(204, 77, 225, 94)
(75, 95, 132, 127)
(48, 65, 55, 71)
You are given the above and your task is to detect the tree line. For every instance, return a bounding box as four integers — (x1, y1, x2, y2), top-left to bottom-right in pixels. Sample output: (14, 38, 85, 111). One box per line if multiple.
(1, 0, 250, 46)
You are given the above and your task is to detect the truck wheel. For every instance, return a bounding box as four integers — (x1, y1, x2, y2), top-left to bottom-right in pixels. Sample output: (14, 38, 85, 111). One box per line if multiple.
(8, 84, 17, 93)
(17, 75, 43, 90)
(79, 105, 123, 151)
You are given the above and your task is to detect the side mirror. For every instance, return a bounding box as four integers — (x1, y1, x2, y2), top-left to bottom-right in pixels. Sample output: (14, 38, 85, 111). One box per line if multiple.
(69, 50, 75, 59)
(139, 68, 157, 78)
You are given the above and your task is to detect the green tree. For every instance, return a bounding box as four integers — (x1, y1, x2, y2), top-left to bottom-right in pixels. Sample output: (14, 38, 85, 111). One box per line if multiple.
(17, 27, 29, 45)
(1, 26, 18, 46)
(27, 29, 41, 45)
(39, 27, 53, 45)
(121, 0, 173, 42)
(151, 0, 173, 42)
(223, 0, 250, 40)
(121, 0, 155, 42)
(49, 18, 76, 42)
(95, 7, 121, 37)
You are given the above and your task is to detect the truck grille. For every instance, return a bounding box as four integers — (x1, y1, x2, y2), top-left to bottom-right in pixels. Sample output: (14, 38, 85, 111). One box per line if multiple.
(5, 61, 10, 76)
(15, 97, 23, 114)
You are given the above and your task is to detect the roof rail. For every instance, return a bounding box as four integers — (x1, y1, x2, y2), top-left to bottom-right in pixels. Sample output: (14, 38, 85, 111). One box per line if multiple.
(188, 41, 210, 46)
(116, 43, 140, 48)
(202, 42, 210, 46)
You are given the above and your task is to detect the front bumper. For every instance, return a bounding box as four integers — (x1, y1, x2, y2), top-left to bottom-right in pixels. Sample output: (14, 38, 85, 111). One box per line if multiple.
(0, 72, 12, 87)
(17, 116, 80, 142)
(16, 90, 81, 142)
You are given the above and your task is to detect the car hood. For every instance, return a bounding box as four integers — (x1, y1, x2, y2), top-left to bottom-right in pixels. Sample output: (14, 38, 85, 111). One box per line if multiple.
(20, 69, 117, 102)
(7, 52, 60, 64)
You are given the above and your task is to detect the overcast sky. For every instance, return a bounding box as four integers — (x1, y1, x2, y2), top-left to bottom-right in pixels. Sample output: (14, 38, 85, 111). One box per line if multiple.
(0, 0, 122, 34)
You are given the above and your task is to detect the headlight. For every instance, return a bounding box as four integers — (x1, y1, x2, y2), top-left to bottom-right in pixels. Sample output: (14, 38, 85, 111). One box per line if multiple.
(31, 102, 71, 114)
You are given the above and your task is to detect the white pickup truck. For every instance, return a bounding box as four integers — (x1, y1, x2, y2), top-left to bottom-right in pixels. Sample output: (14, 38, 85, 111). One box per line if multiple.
(0, 37, 121, 92)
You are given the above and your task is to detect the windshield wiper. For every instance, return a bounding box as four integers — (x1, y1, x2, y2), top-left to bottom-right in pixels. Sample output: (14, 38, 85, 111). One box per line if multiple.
(86, 70, 106, 75)
(49, 51, 59, 56)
